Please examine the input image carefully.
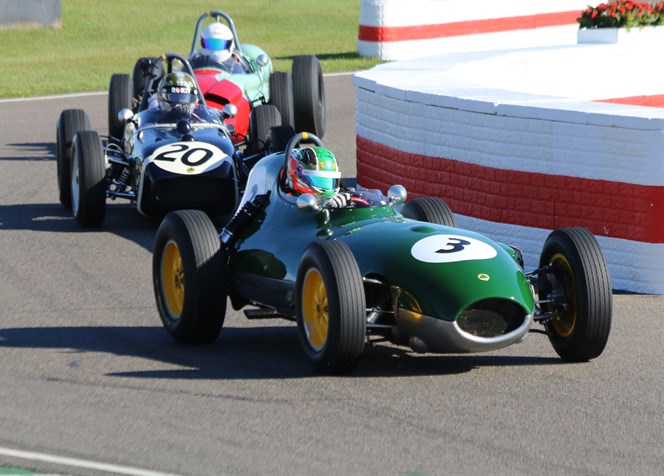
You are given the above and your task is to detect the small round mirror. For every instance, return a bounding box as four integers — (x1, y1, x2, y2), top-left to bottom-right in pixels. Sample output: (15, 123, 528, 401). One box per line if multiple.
(222, 103, 238, 119)
(117, 108, 134, 124)
(255, 54, 269, 67)
(296, 193, 319, 212)
(387, 184, 407, 205)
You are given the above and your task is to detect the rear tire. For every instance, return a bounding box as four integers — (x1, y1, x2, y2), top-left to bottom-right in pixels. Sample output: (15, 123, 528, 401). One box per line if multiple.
(56, 109, 90, 209)
(132, 56, 164, 100)
(153, 210, 227, 344)
(268, 72, 294, 130)
(296, 241, 366, 374)
(401, 197, 458, 227)
(292, 55, 326, 138)
(538, 228, 612, 361)
(248, 104, 281, 154)
(71, 131, 106, 227)
(108, 73, 133, 139)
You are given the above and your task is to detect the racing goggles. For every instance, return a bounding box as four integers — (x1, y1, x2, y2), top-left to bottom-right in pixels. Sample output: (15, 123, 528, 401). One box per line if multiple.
(300, 169, 341, 197)
(164, 89, 198, 105)
(203, 37, 233, 51)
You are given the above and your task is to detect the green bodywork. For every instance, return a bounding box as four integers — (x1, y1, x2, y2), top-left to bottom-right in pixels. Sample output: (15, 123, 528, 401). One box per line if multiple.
(194, 43, 272, 106)
(228, 153, 536, 322)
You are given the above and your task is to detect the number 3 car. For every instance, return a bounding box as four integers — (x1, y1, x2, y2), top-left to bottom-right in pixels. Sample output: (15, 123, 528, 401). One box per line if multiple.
(151, 133, 613, 374)
(56, 53, 280, 227)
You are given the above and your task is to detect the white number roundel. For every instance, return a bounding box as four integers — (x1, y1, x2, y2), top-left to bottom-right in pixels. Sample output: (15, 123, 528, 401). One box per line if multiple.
(411, 234, 497, 264)
(150, 142, 227, 175)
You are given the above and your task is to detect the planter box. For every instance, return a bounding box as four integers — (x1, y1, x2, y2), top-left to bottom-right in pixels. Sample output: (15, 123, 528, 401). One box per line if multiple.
(578, 26, 664, 43)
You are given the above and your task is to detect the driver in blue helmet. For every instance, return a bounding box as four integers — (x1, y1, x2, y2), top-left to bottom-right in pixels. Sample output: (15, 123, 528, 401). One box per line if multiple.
(190, 22, 247, 74)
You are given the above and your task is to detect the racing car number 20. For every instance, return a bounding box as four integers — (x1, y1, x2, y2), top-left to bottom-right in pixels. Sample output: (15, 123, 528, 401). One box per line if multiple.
(151, 142, 228, 175)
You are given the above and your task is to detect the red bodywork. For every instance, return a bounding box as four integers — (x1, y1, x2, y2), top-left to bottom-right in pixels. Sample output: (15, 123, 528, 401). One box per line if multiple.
(195, 70, 251, 141)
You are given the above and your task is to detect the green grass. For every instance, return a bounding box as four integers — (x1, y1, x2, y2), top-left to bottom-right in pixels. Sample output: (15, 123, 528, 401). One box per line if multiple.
(0, 0, 383, 98)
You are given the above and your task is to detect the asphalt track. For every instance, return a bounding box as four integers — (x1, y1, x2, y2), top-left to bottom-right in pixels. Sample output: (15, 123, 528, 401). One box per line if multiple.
(0, 75, 662, 476)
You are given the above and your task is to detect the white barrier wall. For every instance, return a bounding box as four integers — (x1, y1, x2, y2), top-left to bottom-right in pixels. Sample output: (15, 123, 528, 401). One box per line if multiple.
(353, 46, 664, 294)
(358, 0, 591, 59)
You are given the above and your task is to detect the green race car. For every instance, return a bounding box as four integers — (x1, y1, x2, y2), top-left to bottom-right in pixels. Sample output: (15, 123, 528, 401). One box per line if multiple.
(152, 133, 613, 374)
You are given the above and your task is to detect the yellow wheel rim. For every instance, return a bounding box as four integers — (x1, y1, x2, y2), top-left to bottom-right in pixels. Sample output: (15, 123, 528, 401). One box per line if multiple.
(550, 252, 577, 337)
(301, 268, 329, 351)
(161, 240, 185, 318)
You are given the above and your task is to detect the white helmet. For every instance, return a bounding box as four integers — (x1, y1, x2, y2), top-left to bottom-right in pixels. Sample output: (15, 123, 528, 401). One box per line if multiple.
(201, 23, 234, 62)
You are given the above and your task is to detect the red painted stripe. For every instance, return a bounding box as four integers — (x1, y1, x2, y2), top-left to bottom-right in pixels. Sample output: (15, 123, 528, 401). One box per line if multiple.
(356, 136, 664, 244)
(358, 11, 580, 42)
(595, 94, 664, 108)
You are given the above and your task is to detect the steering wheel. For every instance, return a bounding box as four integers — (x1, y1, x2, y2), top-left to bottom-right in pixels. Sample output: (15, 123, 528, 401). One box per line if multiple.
(283, 132, 324, 172)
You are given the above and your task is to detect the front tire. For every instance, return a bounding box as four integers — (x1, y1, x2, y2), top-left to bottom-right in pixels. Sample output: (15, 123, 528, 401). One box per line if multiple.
(132, 56, 163, 100)
(71, 131, 106, 227)
(153, 210, 227, 344)
(538, 228, 612, 361)
(56, 109, 90, 209)
(108, 73, 133, 139)
(401, 197, 458, 227)
(292, 55, 326, 138)
(296, 241, 366, 374)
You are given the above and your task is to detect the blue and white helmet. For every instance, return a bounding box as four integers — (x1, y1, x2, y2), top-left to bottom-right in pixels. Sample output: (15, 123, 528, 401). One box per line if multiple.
(201, 23, 234, 62)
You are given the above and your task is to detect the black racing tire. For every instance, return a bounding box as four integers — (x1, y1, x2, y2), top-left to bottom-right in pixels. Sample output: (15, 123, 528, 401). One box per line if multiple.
(56, 109, 90, 209)
(248, 104, 282, 154)
(71, 131, 106, 227)
(296, 241, 366, 374)
(292, 55, 326, 138)
(538, 227, 612, 361)
(401, 197, 458, 227)
(153, 210, 227, 344)
(108, 73, 133, 140)
(267, 125, 296, 154)
(132, 56, 164, 100)
(268, 71, 294, 130)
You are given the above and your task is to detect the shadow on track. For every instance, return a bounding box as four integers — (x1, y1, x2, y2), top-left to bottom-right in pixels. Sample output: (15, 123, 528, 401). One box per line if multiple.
(0, 325, 560, 380)
(0, 202, 161, 252)
(0, 142, 55, 161)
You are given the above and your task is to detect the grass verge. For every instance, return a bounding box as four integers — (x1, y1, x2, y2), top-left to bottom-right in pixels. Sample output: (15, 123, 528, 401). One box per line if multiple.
(0, 0, 383, 98)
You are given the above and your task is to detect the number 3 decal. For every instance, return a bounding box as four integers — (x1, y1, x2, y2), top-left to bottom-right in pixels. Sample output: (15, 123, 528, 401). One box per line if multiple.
(411, 234, 497, 264)
(150, 142, 227, 175)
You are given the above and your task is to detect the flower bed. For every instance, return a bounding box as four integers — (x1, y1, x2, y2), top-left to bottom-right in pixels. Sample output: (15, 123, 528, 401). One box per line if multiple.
(578, 1, 664, 31)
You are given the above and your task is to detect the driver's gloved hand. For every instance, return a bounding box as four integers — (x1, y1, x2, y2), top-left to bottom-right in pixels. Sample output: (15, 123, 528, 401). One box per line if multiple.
(323, 192, 352, 208)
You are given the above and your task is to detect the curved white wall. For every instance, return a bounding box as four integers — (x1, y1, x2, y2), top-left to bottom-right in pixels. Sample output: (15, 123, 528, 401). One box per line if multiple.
(358, 0, 590, 60)
(353, 43, 664, 294)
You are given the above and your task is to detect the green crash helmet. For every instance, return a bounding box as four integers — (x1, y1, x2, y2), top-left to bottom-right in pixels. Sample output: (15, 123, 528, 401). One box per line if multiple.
(286, 146, 341, 198)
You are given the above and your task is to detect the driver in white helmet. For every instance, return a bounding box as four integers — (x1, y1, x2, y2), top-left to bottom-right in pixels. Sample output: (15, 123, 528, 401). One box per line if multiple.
(190, 22, 246, 74)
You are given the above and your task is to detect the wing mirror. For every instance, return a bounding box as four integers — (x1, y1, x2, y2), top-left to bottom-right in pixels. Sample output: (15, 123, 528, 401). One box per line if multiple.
(117, 108, 134, 124)
(255, 54, 269, 68)
(387, 184, 407, 206)
(222, 103, 238, 119)
(296, 193, 321, 213)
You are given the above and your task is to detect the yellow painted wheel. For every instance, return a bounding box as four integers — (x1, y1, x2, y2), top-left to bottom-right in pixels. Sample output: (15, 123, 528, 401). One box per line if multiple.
(161, 240, 185, 319)
(301, 268, 329, 351)
(550, 252, 577, 337)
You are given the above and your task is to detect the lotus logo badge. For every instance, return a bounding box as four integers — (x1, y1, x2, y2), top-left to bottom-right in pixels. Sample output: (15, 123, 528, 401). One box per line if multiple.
(477, 273, 490, 282)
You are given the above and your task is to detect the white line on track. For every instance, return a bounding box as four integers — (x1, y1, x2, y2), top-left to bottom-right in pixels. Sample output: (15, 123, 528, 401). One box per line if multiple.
(0, 447, 181, 476)
(0, 71, 355, 104)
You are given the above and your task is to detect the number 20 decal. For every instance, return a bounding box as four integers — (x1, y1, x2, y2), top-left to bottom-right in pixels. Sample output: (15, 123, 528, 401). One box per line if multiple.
(411, 234, 497, 264)
(150, 142, 227, 175)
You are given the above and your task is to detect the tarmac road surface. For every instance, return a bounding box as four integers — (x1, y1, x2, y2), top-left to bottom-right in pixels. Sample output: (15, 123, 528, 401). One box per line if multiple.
(0, 75, 662, 476)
